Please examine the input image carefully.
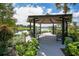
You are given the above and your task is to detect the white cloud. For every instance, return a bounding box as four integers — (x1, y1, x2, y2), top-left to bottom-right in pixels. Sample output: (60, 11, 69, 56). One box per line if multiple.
(52, 9, 73, 15)
(51, 10, 79, 25)
(72, 12, 79, 23)
(49, 10, 64, 15)
(58, 10, 64, 14)
(13, 5, 79, 26)
(73, 12, 79, 18)
(47, 9, 52, 14)
(58, 10, 79, 23)
(13, 6, 44, 25)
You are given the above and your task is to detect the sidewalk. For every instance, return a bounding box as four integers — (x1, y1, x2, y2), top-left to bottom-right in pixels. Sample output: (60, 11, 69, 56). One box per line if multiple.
(37, 33, 65, 56)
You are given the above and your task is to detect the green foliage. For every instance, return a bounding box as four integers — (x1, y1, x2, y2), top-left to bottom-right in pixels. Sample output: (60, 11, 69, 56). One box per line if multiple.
(0, 3, 15, 27)
(16, 42, 28, 56)
(22, 32, 29, 37)
(4, 19, 16, 27)
(65, 42, 79, 56)
(55, 3, 76, 14)
(16, 27, 30, 31)
(55, 28, 62, 35)
(64, 37, 73, 55)
(65, 24, 79, 56)
(0, 25, 13, 41)
(15, 38, 39, 56)
(12, 35, 24, 45)
(68, 24, 78, 41)
(65, 37, 73, 46)
(0, 25, 14, 55)
(41, 30, 49, 33)
(13, 31, 30, 45)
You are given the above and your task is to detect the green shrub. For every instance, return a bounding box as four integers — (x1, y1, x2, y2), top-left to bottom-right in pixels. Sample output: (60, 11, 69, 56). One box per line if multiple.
(68, 26, 78, 41)
(13, 35, 22, 44)
(0, 25, 14, 55)
(22, 32, 29, 37)
(31, 38, 39, 49)
(64, 37, 73, 55)
(69, 33, 77, 41)
(16, 42, 28, 56)
(65, 37, 73, 46)
(15, 38, 39, 56)
(65, 42, 79, 56)
(24, 50, 36, 56)
(25, 38, 39, 56)
(0, 25, 13, 41)
(13, 31, 30, 45)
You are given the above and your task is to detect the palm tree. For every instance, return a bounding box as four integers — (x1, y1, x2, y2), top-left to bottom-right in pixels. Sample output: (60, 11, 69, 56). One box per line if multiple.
(55, 3, 76, 43)
(55, 3, 76, 14)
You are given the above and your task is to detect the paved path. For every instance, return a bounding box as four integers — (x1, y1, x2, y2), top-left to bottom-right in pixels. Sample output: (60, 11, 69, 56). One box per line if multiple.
(37, 33, 65, 56)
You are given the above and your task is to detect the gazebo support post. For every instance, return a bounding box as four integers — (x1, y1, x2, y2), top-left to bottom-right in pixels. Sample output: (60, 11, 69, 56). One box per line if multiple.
(40, 23, 41, 34)
(66, 21, 68, 36)
(62, 17, 65, 44)
(52, 23, 54, 34)
(30, 20, 32, 31)
(33, 18, 36, 38)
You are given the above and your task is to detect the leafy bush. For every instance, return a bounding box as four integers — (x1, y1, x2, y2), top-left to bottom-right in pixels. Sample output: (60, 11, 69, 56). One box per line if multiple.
(16, 42, 28, 56)
(65, 42, 79, 56)
(13, 31, 30, 45)
(12, 35, 25, 45)
(64, 37, 73, 55)
(22, 32, 29, 37)
(55, 28, 62, 34)
(0, 25, 13, 41)
(0, 25, 14, 55)
(16, 38, 39, 56)
(68, 33, 77, 41)
(68, 25, 78, 41)
(65, 37, 73, 46)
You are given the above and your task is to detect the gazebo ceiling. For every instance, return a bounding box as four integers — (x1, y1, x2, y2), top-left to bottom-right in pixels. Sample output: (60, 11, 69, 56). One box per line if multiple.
(27, 14, 72, 24)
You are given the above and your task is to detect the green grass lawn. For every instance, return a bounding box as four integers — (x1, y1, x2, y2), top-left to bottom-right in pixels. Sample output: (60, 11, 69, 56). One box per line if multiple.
(16, 27, 31, 31)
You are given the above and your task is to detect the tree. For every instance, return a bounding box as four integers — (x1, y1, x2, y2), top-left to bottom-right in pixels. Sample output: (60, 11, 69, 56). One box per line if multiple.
(0, 3, 15, 27)
(0, 25, 14, 55)
(55, 3, 76, 44)
(55, 3, 76, 14)
(0, 4, 16, 55)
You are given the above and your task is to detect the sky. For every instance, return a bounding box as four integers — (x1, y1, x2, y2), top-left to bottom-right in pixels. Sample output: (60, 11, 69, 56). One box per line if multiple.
(13, 3, 79, 26)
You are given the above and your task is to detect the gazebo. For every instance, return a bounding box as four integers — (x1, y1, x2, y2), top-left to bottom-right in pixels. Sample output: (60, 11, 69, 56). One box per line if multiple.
(27, 14, 72, 44)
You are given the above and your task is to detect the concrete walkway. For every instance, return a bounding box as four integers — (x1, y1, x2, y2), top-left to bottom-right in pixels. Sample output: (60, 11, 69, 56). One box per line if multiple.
(37, 33, 65, 56)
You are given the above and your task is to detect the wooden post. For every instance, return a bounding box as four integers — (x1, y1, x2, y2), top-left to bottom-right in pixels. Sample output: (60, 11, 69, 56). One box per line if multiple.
(62, 17, 65, 44)
(33, 18, 36, 38)
(52, 23, 54, 34)
(50, 19, 55, 34)
(40, 23, 41, 34)
(30, 20, 32, 31)
(66, 21, 68, 36)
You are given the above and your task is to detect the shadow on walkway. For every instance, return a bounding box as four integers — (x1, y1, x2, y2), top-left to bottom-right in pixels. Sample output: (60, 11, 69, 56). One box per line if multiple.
(37, 33, 65, 56)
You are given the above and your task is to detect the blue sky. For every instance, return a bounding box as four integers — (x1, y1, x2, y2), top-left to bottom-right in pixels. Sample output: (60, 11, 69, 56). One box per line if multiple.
(14, 3, 79, 13)
(13, 3, 79, 25)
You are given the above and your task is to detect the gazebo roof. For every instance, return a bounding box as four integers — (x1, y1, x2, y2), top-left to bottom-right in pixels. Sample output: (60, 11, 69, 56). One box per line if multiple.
(27, 14, 72, 24)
